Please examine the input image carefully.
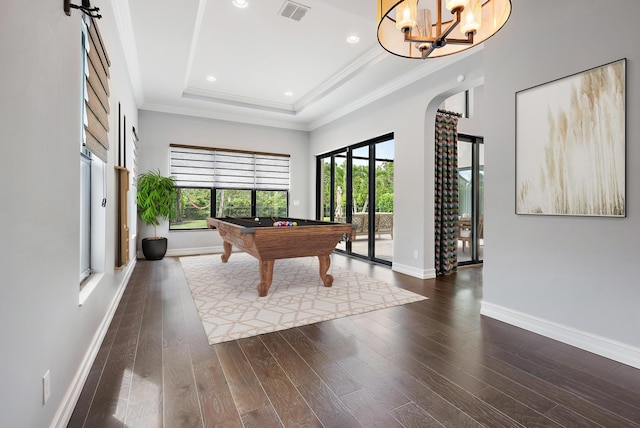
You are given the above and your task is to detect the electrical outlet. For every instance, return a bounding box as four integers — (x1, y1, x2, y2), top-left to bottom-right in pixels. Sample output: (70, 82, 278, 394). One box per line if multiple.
(43, 370, 50, 405)
(413, 250, 418, 259)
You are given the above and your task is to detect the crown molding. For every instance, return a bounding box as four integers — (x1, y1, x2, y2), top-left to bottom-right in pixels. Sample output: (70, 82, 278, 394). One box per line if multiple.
(309, 47, 481, 130)
(182, 87, 296, 115)
(140, 102, 310, 131)
(293, 47, 388, 113)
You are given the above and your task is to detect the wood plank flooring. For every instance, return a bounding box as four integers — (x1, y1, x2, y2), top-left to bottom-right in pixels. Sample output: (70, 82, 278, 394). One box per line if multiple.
(68, 256, 640, 427)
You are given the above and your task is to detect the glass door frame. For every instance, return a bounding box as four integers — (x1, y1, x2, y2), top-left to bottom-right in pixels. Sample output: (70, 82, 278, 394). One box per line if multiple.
(316, 133, 394, 266)
(458, 133, 484, 265)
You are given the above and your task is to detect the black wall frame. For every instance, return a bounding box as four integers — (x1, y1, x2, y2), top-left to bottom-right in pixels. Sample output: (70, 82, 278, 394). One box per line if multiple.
(316, 132, 394, 266)
(457, 133, 484, 265)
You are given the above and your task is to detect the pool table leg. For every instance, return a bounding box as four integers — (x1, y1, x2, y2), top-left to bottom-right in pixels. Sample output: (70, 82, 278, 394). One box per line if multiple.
(318, 255, 334, 288)
(258, 260, 275, 297)
(221, 241, 232, 262)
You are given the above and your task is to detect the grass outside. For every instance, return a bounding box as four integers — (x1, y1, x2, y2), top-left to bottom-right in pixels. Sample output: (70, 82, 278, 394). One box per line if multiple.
(170, 219, 208, 230)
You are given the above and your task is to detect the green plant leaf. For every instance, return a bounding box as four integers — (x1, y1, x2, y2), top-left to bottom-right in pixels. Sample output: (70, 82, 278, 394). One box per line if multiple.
(136, 169, 176, 238)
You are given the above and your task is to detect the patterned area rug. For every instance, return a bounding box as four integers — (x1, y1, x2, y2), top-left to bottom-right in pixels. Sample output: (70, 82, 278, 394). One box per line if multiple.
(179, 253, 427, 345)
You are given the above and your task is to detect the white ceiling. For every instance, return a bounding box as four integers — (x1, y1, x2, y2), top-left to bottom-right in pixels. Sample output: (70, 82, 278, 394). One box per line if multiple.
(114, 0, 474, 131)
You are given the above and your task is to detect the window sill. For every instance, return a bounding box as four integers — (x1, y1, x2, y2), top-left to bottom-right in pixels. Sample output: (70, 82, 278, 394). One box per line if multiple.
(79, 272, 105, 307)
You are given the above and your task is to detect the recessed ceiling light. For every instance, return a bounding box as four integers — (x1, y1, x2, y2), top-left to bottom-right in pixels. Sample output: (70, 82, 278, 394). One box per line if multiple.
(346, 34, 360, 44)
(284, 91, 293, 97)
(206, 75, 216, 82)
(233, 0, 248, 8)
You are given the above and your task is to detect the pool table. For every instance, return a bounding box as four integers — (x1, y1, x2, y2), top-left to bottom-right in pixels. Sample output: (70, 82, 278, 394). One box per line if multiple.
(207, 217, 355, 297)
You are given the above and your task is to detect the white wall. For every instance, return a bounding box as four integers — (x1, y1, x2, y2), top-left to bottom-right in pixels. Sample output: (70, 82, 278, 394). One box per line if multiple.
(0, 1, 139, 426)
(137, 111, 310, 255)
(310, 50, 484, 278)
(482, 0, 640, 368)
(457, 85, 485, 137)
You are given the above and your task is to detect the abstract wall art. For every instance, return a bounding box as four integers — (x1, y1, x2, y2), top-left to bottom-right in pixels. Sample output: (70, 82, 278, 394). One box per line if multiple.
(515, 59, 626, 216)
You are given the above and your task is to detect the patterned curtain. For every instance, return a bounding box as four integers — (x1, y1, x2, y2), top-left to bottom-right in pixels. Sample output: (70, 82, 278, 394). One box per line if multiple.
(434, 111, 459, 275)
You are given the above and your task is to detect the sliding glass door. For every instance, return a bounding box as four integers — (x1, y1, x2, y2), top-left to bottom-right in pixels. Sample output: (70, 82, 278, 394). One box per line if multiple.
(457, 134, 484, 264)
(351, 145, 370, 258)
(317, 134, 394, 265)
(374, 139, 394, 262)
(319, 151, 348, 252)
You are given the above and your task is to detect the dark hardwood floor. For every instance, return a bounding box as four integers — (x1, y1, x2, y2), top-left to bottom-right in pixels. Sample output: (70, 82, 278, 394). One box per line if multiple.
(68, 255, 640, 427)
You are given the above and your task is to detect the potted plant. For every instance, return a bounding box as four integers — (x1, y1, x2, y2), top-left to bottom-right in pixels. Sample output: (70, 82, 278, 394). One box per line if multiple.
(136, 169, 176, 260)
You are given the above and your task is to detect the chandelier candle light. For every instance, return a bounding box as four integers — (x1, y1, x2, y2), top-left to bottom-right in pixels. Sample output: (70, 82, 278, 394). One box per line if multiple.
(377, 0, 511, 59)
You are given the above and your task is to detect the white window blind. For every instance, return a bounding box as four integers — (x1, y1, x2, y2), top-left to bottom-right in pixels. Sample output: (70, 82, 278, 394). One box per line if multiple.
(170, 145, 290, 189)
(132, 127, 139, 186)
(170, 146, 215, 187)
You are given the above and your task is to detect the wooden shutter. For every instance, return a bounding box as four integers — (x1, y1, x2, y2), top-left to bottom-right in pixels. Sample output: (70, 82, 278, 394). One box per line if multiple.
(83, 17, 111, 162)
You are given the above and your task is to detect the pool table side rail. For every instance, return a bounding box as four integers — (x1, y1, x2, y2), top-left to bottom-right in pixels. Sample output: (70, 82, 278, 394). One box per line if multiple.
(207, 217, 356, 260)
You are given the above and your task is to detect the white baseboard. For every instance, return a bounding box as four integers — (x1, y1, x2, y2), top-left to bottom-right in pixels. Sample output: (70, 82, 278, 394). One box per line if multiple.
(141, 246, 437, 281)
(392, 262, 437, 279)
(166, 246, 224, 257)
(136, 246, 224, 259)
(481, 301, 640, 369)
(52, 260, 137, 428)
(142, 247, 438, 282)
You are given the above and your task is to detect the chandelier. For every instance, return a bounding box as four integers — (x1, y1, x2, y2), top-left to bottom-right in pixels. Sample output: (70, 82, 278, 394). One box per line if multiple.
(377, 0, 511, 59)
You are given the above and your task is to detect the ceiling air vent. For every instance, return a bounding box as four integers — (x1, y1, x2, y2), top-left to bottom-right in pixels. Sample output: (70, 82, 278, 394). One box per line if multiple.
(278, 0, 310, 21)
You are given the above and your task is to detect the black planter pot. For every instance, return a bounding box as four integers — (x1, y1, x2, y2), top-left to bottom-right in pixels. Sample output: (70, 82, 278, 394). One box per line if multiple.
(142, 237, 168, 260)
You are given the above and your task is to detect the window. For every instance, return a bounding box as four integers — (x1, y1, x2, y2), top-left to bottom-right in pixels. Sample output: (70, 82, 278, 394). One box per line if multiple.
(443, 89, 471, 118)
(79, 15, 111, 285)
(169, 145, 290, 229)
(214, 189, 251, 217)
(80, 149, 92, 283)
(257, 190, 288, 216)
(132, 127, 139, 187)
(213, 189, 288, 218)
(171, 188, 212, 229)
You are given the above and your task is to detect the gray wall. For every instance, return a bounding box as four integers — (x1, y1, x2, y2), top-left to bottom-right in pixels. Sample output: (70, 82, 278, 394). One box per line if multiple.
(482, 0, 640, 367)
(0, 1, 139, 426)
(138, 52, 486, 277)
(137, 111, 311, 255)
(310, 50, 485, 278)
(2, 1, 639, 426)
